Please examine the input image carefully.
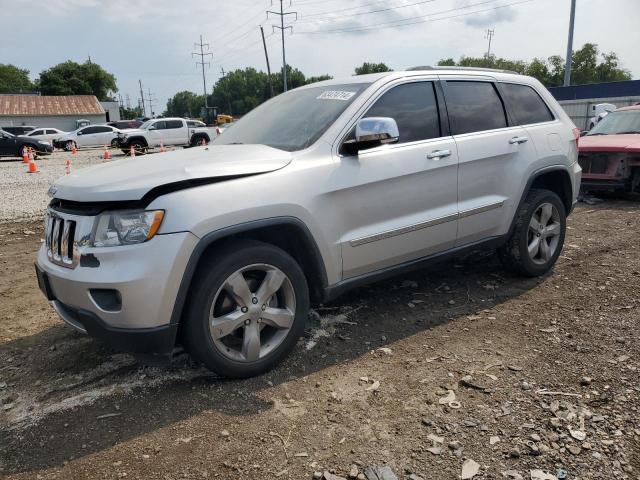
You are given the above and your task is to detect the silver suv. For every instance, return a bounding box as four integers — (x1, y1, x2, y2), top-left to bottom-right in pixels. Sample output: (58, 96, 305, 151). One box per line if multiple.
(36, 68, 581, 377)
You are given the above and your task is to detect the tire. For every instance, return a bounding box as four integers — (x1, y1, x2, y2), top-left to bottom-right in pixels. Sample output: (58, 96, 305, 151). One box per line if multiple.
(129, 140, 146, 155)
(20, 145, 29, 157)
(191, 135, 208, 147)
(182, 239, 309, 378)
(65, 140, 76, 151)
(498, 188, 566, 277)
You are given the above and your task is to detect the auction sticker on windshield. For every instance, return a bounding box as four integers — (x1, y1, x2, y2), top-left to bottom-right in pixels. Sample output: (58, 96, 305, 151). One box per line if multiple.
(317, 90, 357, 101)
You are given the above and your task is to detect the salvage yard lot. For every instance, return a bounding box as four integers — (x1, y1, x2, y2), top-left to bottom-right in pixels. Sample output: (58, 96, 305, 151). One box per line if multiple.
(0, 155, 639, 479)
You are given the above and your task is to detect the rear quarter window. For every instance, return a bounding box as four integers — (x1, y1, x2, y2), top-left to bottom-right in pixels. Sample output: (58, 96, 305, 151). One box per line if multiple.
(499, 83, 554, 125)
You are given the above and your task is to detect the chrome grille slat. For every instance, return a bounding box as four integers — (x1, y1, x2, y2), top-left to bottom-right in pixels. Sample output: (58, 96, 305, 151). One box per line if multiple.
(45, 211, 78, 268)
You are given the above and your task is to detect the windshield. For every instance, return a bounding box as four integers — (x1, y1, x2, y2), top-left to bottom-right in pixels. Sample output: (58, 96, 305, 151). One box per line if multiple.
(588, 110, 640, 135)
(1, 130, 15, 138)
(138, 120, 154, 129)
(214, 83, 370, 151)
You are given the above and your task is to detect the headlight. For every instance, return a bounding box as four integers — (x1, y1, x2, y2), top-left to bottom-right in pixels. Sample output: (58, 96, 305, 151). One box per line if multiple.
(40, 141, 51, 146)
(92, 210, 164, 247)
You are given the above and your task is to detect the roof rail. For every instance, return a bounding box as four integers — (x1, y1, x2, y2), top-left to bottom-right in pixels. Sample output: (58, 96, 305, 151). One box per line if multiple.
(406, 65, 520, 75)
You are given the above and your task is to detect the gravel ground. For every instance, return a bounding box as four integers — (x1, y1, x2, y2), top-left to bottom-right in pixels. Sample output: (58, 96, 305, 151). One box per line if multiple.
(0, 202, 639, 480)
(0, 149, 114, 221)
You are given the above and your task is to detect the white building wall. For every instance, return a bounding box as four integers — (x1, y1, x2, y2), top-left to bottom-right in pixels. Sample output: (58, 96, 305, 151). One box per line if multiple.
(0, 114, 106, 132)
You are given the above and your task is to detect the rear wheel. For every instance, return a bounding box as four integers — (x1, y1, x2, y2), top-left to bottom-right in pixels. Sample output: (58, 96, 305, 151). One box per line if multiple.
(65, 140, 76, 151)
(182, 240, 309, 378)
(498, 189, 566, 277)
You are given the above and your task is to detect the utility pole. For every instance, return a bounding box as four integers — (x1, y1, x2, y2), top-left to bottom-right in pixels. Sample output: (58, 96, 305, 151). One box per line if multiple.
(147, 88, 156, 117)
(485, 29, 495, 60)
(563, 0, 577, 86)
(138, 79, 146, 117)
(260, 25, 275, 98)
(220, 66, 226, 78)
(192, 35, 213, 112)
(267, 0, 297, 92)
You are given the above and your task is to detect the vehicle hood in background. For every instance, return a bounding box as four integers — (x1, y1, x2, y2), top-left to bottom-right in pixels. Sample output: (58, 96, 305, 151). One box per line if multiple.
(580, 134, 640, 153)
(51, 144, 292, 203)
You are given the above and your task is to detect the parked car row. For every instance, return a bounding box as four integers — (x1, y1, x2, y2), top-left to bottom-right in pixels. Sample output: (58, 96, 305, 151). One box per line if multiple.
(0, 128, 54, 158)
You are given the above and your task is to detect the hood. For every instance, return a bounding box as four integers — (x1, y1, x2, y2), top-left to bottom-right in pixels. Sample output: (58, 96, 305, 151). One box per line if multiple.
(119, 128, 145, 135)
(51, 144, 292, 203)
(580, 134, 640, 153)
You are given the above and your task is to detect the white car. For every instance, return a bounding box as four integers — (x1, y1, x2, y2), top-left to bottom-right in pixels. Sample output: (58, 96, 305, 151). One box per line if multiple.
(37, 68, 581, 378)
(24, 128, 67, 143)
(54, 125, 122, 151)
(116, 117, 216, 153)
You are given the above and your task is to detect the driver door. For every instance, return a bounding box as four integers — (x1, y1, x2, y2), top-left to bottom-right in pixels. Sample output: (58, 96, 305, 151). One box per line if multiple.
(332, 80, 460, 279)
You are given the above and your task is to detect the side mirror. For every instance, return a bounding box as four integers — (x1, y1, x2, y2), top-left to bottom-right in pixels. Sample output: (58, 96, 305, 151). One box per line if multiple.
(343, 117, 399, 155)
(580, 130, 589, 137)
(148, 125, 157, 130)
(77, 131, 83, 135)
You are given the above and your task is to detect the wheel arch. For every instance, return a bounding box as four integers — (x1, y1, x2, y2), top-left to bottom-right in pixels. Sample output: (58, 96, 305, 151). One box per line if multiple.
(170, 217, 329, 327)
(127, 136, 149, 147)
(508, 166, 573, 236)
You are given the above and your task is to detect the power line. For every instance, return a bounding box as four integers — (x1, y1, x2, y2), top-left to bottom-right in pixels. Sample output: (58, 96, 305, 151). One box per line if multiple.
(298, 0, 402, 17)
(192, 34, 213, 110)
(267, 0, 298, 92)
(297, 0, 437, 22)
(296, 0, 533, 35)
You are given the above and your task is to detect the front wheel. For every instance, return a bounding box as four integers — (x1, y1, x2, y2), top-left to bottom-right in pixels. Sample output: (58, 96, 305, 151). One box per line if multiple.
(64, 140, 76, 151)
(182, 240, 309, 378)
(498, 189, 566, 277)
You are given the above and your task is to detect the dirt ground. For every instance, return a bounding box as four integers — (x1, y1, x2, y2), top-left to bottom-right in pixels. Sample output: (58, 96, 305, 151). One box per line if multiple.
(0, 201, 639, 480)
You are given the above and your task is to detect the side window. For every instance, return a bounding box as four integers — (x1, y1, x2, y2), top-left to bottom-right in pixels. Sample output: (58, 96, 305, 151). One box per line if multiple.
(153, 121, 167, 130)
(93, 126, 111, 133)
(445, 81, 507, 135)
(363, 82, 441, 144)
(166, 120, 183, 129)
(81, 127, 98, 134)
(500, 83, 554, 125)
(31, 130, 45, 136)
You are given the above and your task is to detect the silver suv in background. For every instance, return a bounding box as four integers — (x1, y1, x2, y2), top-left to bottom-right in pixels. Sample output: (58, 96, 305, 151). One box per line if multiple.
(36, 68, 581, 378)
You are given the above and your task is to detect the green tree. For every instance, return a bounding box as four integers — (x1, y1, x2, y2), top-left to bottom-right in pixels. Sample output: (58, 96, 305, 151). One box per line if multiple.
(354, 62, 393, 75)
(120, 106, 143, 120)
(437, 43, 632, 87)
(305, 74, 333, 84)
(0, 64, 34, 93)
(164, 91, 205, 118)
(37, 61, 118, 100)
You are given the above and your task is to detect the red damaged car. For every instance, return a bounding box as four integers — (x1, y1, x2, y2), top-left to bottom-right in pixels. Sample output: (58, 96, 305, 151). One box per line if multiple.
(578, 104, 640, 194)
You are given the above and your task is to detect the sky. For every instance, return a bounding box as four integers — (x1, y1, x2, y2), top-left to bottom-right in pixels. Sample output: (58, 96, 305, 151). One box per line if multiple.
(1, 0, 638, 114)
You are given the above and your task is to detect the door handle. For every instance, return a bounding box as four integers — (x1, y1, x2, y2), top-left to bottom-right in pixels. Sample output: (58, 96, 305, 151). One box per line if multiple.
(509, 136, 529, 144)
(427, 149, 451, 159)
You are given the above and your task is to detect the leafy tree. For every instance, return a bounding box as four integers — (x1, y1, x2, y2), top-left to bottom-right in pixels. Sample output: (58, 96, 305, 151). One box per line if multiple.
(120, 106, 143, 120)
(437, 43, 631, 87)
(354, 62, 393, 75)
(0, 64, 34, 93)
(37, 61, 117, 100)
(164, 91, 205, 118)
(306, 74, 333, 84)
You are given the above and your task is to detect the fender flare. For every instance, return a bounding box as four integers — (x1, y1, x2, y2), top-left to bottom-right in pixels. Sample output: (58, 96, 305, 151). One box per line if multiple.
(123, 136, 149, 147)
(507, 165, 574, 236)
(168, 216, 329, 326)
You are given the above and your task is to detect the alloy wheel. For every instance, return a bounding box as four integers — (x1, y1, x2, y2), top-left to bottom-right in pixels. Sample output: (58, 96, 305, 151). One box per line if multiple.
(527, 202, 561, 264)
(209, 264, 296, 363)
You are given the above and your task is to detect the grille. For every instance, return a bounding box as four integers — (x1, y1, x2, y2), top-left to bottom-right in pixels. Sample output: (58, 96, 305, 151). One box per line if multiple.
(45, 214, 77, 268)
(578, 153, 614, 174)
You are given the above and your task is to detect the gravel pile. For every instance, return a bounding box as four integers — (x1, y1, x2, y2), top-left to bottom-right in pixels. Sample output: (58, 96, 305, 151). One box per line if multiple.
(0, 149, 125, 222)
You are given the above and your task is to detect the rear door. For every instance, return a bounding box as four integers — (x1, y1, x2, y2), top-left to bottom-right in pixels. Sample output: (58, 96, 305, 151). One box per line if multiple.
(164, 119, 185, 144)
(441, 78, 538, 246)
(334, 79, 460, 278)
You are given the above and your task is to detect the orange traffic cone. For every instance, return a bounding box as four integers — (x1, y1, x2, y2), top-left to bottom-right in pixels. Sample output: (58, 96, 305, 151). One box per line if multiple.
(200, 138, 206, 146)
(27, 157, 39, 174)
(71, 144, 77, 155)
(160, 140, 166, 153)
(22, 148, 29, 163)
(103, 145, 111, 161)
(65, 159, 72, 175)
(129, 145, 135, 157)
(216, 127, 221, 136)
